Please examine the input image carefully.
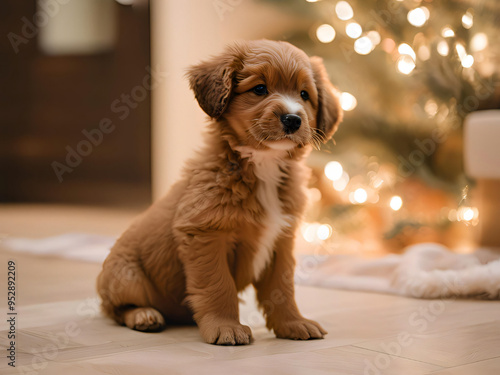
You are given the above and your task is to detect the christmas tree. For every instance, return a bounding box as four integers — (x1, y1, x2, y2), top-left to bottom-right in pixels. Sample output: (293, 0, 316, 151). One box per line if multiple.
(260, 0, 500, 253)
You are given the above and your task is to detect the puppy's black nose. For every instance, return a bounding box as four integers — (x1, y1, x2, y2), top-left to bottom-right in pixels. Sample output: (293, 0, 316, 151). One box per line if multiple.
(280, 114, 302, 134)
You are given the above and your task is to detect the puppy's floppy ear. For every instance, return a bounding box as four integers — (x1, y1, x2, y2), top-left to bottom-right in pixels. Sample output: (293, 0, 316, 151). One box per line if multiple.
(187, 44, 246, 119)
(310, 56, 343, 142)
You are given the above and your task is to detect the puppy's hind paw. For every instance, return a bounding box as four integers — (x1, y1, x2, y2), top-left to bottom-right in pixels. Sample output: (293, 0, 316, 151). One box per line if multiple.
(124, 307, 166, 332)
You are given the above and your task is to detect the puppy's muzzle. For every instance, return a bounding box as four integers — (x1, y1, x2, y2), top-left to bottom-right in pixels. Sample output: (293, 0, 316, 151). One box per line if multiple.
(280, 114, 302, 134)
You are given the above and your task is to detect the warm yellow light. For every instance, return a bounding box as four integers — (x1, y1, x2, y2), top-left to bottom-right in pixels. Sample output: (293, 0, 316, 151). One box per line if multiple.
(463, 208, 474, 221)
(354, 36, 374, 55)
(381, 38, 396, 53)
(417, 45, 430, 61)
(317, 224, 333, 240)
(437, 41, 449, 56)
(424, 99, 438, 117)
(316, 24, 336, 43)
(397, 55, 416, 74)
(335, 1, 353, 21)
(333, 172, 349, 191)
(306, 0, 320, 2)
(302, 224, 316, 242)
(441, 27, 455, 38)
(325, 161, 343, 181)
(448, 209, 458, 222)
(340, 92, 357, 111)
(353, 188, 368, 204)
(462, 11, 473, 29)
(398, 43, 416, 60)
(471, 33, 488, 52)
(367, 31, 381, 46)
(390, 196, 403, 211)
(346, 22, 362, 39)
(407, 7, 428, 27)
(461, 55, 474, 68)
(457, 207, 478, 222)
(456, 43, 466, 60)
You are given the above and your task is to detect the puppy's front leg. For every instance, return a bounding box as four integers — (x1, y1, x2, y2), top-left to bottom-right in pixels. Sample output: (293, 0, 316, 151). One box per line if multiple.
(179, 232, 252, 345)
(253, 235, 327, 340)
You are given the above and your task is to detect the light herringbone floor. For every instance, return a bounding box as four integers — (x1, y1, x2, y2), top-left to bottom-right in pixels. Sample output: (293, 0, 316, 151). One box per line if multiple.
(1, 205, 499, 375)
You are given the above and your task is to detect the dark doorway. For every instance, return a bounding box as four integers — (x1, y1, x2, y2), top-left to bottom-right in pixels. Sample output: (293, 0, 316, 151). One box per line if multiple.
(0, 0, 151, 207)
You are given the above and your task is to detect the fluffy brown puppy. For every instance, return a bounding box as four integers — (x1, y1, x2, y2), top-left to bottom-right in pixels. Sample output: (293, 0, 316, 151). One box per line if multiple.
(97, 40, 342, 345)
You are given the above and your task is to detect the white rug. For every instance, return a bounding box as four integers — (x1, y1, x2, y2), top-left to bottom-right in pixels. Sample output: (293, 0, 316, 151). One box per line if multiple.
(2, 234, 499, 299)
(295, 243, 500, 299)
(1, 233, 114, 264)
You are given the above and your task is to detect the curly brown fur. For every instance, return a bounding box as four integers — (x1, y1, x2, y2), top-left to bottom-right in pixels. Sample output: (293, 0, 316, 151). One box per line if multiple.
(97, 40, 342, 345)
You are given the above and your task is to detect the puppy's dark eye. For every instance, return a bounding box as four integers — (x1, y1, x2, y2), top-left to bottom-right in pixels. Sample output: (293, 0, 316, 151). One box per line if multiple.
(300, 90, 310, 100)
(252, 84, 268, 96)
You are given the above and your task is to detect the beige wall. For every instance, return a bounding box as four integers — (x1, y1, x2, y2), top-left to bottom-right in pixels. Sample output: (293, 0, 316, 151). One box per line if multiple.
(150, 0, 305, 200)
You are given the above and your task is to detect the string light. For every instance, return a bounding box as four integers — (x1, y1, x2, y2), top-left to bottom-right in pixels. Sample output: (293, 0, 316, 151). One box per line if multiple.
(397, 55, 416, 74)
(302, 223, 318, 242)
(454, 43, 474, 68)
(407, 7, 429, 27)
(461, 55, 474, 68)
(417, 45, 430, 61)
(390, 196, 403, 211)
(301, 222, 333, 242)
(317, 224, 333, 240)
(335, 1, 354, 21)
(354, 36, 374, 55)
(340, 92, 357, 111)
(352, 188, 368, 204)
(398, 43, 416, 61)
(424, 99, 438, 117)
(462, 11, 473, 29)
(367, 31, 381, 46)
(457, 207, 479, 224)
(462, 208, 474, 221)
(325, 161, 343, 181)
(333, 172, 350, 191)
(346, 22, 362, 39)
(437, 41, 449, 56)
(471, 33, 488, 51)
(441, 27, 455, 38)
(448, 209, 458, 222)
(381, 38, 396, 53)
(316, 24, 336, 43)
(456, 43, 467, 60)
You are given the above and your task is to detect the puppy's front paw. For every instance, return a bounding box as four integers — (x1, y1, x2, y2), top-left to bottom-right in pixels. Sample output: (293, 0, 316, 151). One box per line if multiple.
(199, 319, 253, 345)
(273, 318, 327, 340)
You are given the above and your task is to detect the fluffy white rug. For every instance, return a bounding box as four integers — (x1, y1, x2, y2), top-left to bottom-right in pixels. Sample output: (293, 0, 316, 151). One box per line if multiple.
(295, 243, 500, 299)
(1, 233, 113, 263)
(2, 234, 499, 299)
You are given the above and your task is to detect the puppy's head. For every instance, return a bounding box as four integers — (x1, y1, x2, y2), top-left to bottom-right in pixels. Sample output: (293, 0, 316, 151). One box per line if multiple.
(187, 40, 342, 151)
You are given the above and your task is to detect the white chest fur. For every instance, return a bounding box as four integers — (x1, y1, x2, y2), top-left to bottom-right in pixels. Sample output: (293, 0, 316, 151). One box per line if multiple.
(237, 147, 292, 280)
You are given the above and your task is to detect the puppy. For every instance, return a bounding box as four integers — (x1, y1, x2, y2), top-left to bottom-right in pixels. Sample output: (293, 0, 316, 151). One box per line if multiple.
(97, 40, 342, 345)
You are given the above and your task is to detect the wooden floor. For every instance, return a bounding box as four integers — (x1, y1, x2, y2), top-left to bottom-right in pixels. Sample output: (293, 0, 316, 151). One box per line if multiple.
(1, 205, 500, 374)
